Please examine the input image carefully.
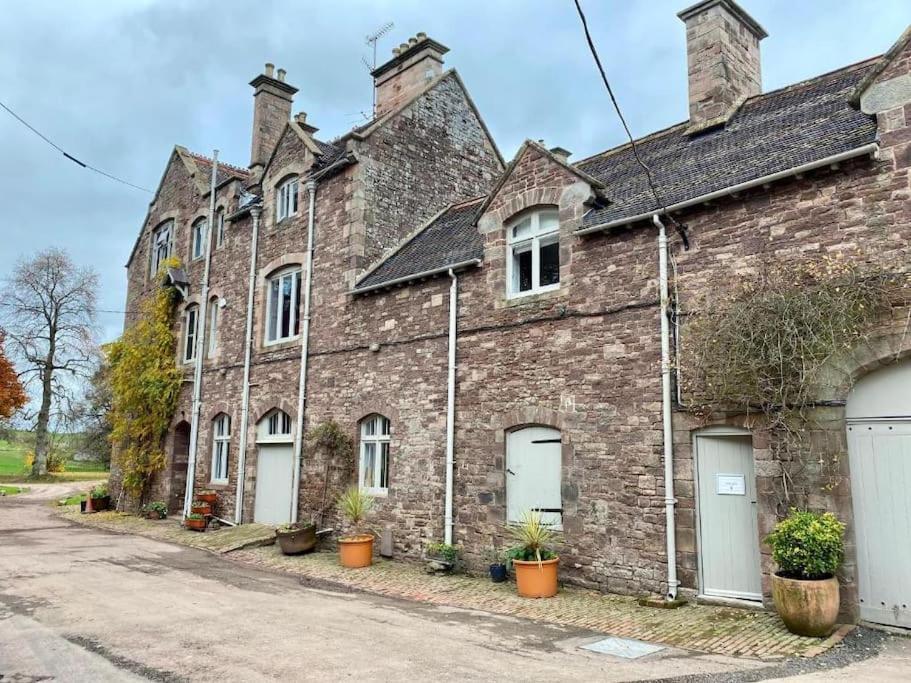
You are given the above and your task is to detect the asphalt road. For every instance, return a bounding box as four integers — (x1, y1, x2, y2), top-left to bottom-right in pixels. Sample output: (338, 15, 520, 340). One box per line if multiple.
(0, 484, 907, 682)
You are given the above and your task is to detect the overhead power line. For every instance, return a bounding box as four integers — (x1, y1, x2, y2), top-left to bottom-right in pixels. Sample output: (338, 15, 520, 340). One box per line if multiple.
(571, 0, 689, 248)
(0, 99, 152, 193)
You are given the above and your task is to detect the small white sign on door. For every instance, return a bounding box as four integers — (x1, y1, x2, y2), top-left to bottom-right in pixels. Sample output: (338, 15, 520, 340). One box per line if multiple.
(716, 473, 746, 496)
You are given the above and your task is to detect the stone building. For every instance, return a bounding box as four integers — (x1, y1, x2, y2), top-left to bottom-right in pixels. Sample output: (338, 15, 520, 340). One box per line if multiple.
(121, 1, 911, 628)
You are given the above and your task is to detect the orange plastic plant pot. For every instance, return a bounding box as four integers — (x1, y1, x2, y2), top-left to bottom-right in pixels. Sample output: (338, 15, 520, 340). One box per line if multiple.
(512, 558, 559, 598)
(338, 535, 374, 568)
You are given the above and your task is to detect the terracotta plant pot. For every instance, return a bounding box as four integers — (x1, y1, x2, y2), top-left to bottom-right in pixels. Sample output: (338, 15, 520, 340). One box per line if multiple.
(338, 534, 374, 568)
(185, 517, 207, 532)
(276, 525, 317, 555)
(191, 503, 211, 517)
(512, 558, 559, 598)
(771, 573, 840, 637)
(196, 492, 218, 505)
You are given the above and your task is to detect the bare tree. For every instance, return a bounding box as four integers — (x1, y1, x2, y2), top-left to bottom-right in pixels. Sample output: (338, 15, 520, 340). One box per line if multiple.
(1, 249, 98, 476)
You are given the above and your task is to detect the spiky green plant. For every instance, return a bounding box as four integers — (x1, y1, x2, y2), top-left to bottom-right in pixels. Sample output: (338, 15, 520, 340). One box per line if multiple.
(337, 486, 374, 536)
(506, 510, 557, 564)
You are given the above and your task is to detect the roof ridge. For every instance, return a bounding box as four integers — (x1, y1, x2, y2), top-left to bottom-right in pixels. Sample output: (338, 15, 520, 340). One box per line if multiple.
(185, 150, 251, 177)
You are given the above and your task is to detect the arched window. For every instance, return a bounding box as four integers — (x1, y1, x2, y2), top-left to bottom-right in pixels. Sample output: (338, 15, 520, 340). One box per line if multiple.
(211, 413, 231, 484)
(276, 176, 299, 221)
(265, 266, 301, 344)
(215, 208, 226, 248)
(207, 297, 220, 358)
(505, 426, 562, 529)
(150, 220, 174, 275)
(191, 217, 207, 261)
(257, 409, 293, 442)
(183, 304, 199, 363)
(506, 208, 560, 297)
(359, 414, 390, 495)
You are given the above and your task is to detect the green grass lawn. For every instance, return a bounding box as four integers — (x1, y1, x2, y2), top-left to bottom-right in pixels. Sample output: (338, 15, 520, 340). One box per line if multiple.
(0, 485, 28, 495)
(0, 432, 108, 482)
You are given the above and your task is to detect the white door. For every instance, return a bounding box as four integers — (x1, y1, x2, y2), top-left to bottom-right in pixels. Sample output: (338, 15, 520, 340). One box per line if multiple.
(506, 426, 562, 529)
(696, 431, 762, 600)
(254, 443, 294, 525)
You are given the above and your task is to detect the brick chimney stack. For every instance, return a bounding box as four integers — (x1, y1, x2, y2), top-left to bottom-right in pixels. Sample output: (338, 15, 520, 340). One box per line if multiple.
(249, 63, 298, 173)
(371, 33, 449, 117)
(677, 0, 767, 130)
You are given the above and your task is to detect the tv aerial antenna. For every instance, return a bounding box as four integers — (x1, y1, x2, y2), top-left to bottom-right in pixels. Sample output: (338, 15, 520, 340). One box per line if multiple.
(364, 22, 394, 115)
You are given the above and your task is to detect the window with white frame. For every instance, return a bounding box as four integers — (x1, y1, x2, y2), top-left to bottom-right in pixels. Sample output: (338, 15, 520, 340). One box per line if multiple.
(265, 267, 301, 344)
(191, 218, 207, 260)
(207, 298, 219, 358)
(268, 410, 292, 436)
(183, 305, 199, 363)
(211, 413, 230, 483)
(506, 208, 560, 297)
(276, 176, 299, 221)
(215, 208, 226, 248)
(150, 220, 174, 275)
(359, 414, 390, 494)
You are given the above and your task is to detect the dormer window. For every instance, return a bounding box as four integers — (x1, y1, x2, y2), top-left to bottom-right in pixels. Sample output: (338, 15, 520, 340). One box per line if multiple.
(191, 217, 207, 261)
(506, 208, 560, 297)
(277, 177, 299, 221)
(150, 220, 174, 276)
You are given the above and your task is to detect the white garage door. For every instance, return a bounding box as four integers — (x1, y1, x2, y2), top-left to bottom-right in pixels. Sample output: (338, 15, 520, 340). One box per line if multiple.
(254, 443, 294, 525)
(847, 360, 911, 628)
(506, 426, 562, 529)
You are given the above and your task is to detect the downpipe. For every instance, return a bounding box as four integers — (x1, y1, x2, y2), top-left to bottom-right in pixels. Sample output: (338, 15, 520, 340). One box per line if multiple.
(653, 214, 679, 601)
(444, 268, 458, 545)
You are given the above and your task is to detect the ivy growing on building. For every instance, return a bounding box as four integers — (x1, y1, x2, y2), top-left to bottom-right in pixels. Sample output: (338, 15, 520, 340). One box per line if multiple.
(108, 258, 183, 504)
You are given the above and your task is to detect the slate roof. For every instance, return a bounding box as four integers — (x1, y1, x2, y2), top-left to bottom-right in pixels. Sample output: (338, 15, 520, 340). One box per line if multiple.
(312, 138, 348, 172)
(577, 58, 879, 227)
(355, 198, 485, 290)
(185, 151, 251, 185)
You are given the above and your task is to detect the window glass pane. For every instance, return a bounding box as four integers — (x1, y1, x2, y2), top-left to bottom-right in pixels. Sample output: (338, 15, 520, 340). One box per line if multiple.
(538, 210, 559, 233)
(268, 413, 277, 434)
(540, 240, 560, 287)
(282, 413, 291, 433)
(185, 308, 197, 361)
(292, 272, 301, 336)
(512, 217, 532, 240)
(268, 278, 279, 340)
(515, 247, 533, 292)
(379, 442, 389, 488)
(208, 304, 218, 357)
(363, 417, 376, 437)
(363, 443, 376, 488)
(280, 274, 292, 338)
(380, 417, 390, 436)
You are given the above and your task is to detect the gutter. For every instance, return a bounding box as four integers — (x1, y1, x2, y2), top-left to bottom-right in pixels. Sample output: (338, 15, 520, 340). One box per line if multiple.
(351, 259, 482, 295)
(233, 205, 262, 524)
(575, 144, 880, 236)
(444, 268, 458, 545)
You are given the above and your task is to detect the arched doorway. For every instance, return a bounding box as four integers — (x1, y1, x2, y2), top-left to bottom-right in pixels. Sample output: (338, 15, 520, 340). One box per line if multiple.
(846, 359, 911, 628)
(169, 421, 191, 514)
(253, 409, 295, 525)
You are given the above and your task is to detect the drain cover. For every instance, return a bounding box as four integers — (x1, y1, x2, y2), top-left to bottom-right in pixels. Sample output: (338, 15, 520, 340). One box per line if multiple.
(580, 636, 665, 659)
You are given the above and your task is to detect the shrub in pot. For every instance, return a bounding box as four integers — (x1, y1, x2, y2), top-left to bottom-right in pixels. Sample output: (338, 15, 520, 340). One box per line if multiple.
(336, 486, 375, 568)
(90, 484, 110, 511)
(276, 522, 318, 555)
(184, 513, 207, 532)
(142, 501, 168, 520)
(487, 546, 507, 583)
(507, 510, 559, 598)
(766, 509, 845, 637)
(190, 500, 212, 517)
(425, 541, 459, 573)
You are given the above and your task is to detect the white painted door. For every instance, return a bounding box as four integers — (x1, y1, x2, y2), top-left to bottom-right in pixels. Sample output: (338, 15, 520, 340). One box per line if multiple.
(847, 420, 911, 628)
(254, 443, 294, 525)
(506, 426, 562, 529)
(696, 432, 762, 600)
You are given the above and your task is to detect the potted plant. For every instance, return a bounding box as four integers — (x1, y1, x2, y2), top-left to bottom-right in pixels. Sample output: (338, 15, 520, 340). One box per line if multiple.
(142, 501, 168, 520)
(506, 510, 559, 598)
(487, 546, 508, 583)
(184, 513, 207, 531)
(425, 541, 459, 573)
(196, 489, 218, 505)
(766, 509, 845, 637)
(190, 500, 212, 517)
(90, 484, 110, 512)
(276, 522, 318, 555)
(336, 486, 375, 568)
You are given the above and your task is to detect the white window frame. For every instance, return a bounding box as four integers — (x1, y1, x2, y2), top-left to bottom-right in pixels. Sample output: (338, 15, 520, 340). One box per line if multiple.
(191, 218, 207, 261)
(505, 208, 561, 298)
(211, 414, 230, 484)
(183, 305, 199, 364)
(215, 208, 226, 248)
(256, 409, 294, 443)
(359, 414, 390, 496)
(276, 177, 299, 222)
(264, 266, 301, 345)
(207, 298, 219, 358)
(150, 220, 174, 276)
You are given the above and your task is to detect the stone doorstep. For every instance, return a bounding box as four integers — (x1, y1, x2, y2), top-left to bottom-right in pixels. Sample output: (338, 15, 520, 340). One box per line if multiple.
(58, 507, 848, 661)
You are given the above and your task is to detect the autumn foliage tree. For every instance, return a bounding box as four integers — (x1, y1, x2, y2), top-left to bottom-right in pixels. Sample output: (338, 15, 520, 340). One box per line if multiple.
(0, 330, 26, 420)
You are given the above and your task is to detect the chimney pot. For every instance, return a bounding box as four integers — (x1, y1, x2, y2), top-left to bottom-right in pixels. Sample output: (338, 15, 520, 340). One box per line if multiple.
(409, 36, 418, 46)
(416, 31, 427, 40)
(399, 42, 409, 52)
(372, 34, 450, 117)
(277, 68, 286, 82)
(549, 146, 572, 162)
(264, 63, 275, 78)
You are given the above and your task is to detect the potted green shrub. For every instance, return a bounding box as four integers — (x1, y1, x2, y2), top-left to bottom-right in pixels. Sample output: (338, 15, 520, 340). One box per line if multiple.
(336, 486, 375, 568)
(766, 509, 845, 637)
(191, 500, 212, 517)
(142, 501, 168, 520)
(276, 522, 318, 555)
(507, 510, 559, 598)
(425, 541, 459, 573)
(487, 546, 508, 583)
(184, 513, 207, 532)
(90, 484, 110, 511)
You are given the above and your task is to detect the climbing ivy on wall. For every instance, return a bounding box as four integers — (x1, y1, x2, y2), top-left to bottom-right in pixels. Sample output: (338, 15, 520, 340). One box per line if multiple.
(108, 258, 183, 504)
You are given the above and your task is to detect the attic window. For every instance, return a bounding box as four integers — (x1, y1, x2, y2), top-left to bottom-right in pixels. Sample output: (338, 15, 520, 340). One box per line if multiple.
(506, 208, 560, 298)
(277, 176, 299, 221)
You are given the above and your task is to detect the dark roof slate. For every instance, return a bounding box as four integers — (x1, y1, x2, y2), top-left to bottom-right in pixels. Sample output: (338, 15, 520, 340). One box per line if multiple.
(312, 138, 347, 171)
(185, 151, 250, 185)
(355, 199, 484, 290)
(577, 59, 879, 227)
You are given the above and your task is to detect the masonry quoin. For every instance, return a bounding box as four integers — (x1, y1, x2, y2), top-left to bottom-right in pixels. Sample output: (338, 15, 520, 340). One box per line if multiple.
(115, 0, 911, 628)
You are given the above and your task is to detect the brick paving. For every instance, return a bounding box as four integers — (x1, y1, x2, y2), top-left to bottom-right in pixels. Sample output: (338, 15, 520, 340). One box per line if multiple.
(59, 507, 851, 660)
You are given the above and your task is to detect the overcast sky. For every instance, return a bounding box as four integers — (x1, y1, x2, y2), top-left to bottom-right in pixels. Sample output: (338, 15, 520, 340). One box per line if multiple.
(2, 0, 909, 344)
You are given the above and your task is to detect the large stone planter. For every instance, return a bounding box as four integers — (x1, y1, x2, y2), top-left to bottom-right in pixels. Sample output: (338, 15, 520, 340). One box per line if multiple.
(771, 574, 839, 637)
(276, 524, 317, 555)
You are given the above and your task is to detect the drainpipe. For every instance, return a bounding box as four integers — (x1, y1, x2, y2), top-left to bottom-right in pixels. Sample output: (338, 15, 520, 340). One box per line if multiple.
(653, 213, 679, 601)
(233, 205, 262, 524)
(444, 269, 458, 545)
(291, 180, 317, 522)
(183, 150, 220, 517)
